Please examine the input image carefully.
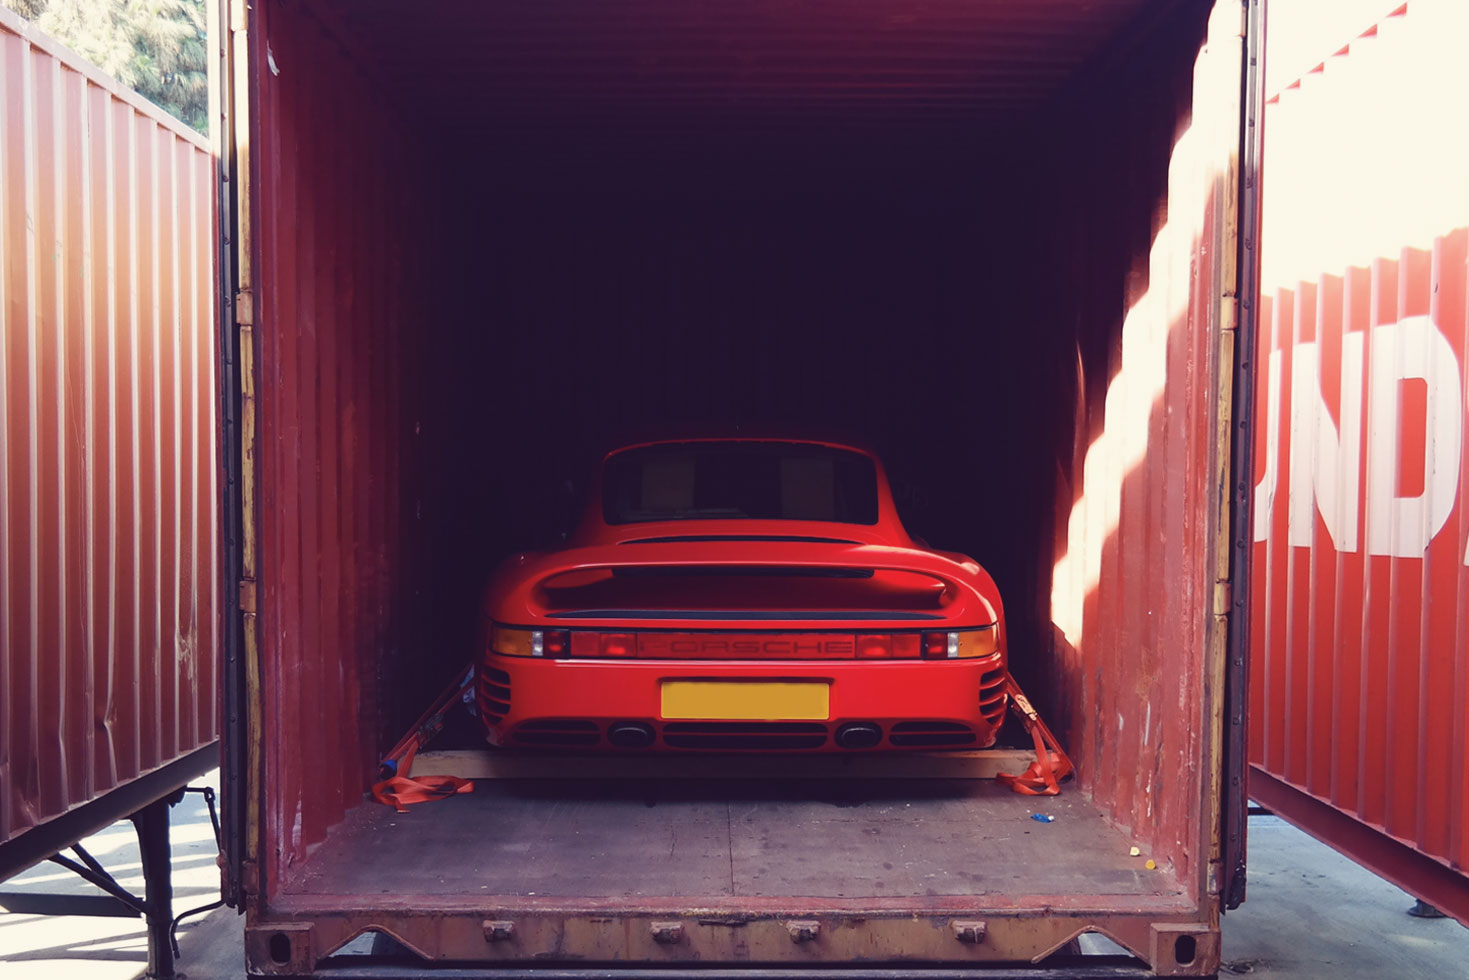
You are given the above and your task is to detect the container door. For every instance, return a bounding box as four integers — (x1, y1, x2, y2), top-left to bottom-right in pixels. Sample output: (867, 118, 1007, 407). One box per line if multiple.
(214, 0, 257, 910)
(1248, 0, 1469, 925)
(0, 1, 221, 869)
(1222, 0, 1268, 912)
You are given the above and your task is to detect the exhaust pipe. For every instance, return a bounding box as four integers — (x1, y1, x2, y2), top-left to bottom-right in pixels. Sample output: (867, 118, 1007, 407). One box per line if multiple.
(608, 721, 656, 749)
(835, 722, 882, 750)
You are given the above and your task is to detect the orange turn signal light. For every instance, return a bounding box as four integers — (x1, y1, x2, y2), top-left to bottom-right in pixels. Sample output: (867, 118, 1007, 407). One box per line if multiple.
(489, 625, 570, 658)
(921, 627, 1000, 659)
(490, 625, 536, 657)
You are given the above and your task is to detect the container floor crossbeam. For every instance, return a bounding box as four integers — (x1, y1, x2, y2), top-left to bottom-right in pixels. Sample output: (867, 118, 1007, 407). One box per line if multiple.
(300, 964, 1155, 980)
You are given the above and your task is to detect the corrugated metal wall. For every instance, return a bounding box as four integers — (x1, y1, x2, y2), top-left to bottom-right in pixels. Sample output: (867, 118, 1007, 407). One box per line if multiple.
(1042, 0, 1240, 897)
(248, 0, 430, 889)
(1249, 0, 1469, 922)
(0, 8, 218, 846)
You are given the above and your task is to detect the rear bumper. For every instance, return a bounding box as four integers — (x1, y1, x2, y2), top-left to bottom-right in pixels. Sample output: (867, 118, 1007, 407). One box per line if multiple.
(478, 653, 1008, 751)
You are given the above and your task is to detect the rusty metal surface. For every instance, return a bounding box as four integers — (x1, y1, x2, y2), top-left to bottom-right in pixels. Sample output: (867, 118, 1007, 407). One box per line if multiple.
(246, 907, 1216, 976)
(0, 6, 219, 850)
(1248, 0, 1469, 925)
(235, 0, 1246, 972)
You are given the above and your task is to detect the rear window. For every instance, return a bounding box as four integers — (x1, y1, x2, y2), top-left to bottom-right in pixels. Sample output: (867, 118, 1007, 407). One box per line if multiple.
(602, 442, 880, 525)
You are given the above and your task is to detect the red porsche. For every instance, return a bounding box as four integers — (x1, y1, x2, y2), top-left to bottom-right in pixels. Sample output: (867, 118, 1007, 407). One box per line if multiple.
(477, 437, 1010, 752)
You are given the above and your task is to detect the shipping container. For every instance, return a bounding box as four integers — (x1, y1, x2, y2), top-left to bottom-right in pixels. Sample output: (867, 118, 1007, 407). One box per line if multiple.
(0, 4, 219, 869)
(218, 0, 1263, 976)
(1248, 0, 1469, 924)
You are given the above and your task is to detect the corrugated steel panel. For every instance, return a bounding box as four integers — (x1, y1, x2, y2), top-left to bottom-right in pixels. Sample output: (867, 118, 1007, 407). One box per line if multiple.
(1249, 0, 1469, 923)
(247, 0, 432, 887)
(1044, 0, 1243, 904)
(0, 7, 219, 848)
(327, 0, 1149, 147)
(296, 0, 1172, 194)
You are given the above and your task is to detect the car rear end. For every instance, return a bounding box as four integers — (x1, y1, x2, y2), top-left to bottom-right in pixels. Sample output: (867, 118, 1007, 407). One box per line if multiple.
(478, 540, 1009, 751)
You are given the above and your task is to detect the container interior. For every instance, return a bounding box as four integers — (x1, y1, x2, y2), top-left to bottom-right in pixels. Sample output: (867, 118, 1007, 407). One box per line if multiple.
(249, 0, 1226, 920)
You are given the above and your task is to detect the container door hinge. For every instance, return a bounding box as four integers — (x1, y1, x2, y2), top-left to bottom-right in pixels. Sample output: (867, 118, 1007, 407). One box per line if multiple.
(240, 859, 259, 899)
(234, 288, 254, 328)
(952, 920, 988, 944)
(1214, 581, 1233, 617)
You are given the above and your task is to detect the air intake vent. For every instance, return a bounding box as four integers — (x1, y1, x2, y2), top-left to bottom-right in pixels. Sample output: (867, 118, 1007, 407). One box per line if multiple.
(511, 720, 601, 747)
(888, 722, 977, 747)
(891, 721, 971, 733)
(479, 666, 511, 723)
(979, 667, 1008, 727)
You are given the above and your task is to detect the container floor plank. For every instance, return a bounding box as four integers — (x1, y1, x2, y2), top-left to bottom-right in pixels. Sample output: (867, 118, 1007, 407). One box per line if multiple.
(288, 777, 1179, 902)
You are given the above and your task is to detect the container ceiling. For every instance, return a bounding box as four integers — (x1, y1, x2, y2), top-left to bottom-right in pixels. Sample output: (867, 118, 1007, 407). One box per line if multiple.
(322, 0, 1156, 172)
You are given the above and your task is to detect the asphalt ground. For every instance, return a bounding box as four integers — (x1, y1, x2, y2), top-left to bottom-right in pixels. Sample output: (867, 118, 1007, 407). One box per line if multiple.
(1, 771, 1465, 979)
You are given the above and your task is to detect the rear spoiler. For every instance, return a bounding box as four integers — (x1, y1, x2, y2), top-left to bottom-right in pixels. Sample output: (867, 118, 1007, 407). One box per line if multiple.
(486, 541, 1003, 629)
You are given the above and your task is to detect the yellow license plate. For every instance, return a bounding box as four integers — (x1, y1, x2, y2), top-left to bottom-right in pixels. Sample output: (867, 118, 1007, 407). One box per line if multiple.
(660, 680, 831, 721)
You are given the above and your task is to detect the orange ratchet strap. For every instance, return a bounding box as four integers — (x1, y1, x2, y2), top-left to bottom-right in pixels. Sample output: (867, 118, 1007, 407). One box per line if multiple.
(371, 666, 476, 813)
(995, 675, 1075, 796)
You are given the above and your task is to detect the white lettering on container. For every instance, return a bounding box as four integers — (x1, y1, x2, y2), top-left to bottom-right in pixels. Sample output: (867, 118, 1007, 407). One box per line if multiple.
(1253, 315, 1465, 561)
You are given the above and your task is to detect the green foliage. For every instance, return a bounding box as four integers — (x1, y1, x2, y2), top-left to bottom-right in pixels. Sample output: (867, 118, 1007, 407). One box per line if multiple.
(2, 0, 208, 134)
(4, 0, 49, 19)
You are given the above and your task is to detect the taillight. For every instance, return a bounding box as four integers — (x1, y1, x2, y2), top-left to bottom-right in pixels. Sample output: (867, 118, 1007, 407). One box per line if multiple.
(922, 628, 1000, 659)
(960, 626, 1000, 659)
(922, 631, 954, 659)
(489, 627, 995, 660)
(856, 634, 922, 658)
(891, 633, 922, 658)
(490, 625, 535, 657)
(599, 632, 636, 657)
(489, 625, 570, 658)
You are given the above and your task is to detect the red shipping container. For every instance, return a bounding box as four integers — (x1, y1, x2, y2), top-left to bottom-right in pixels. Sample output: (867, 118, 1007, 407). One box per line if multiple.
(219, 1, 1263, 975)
(1249, 0, 1469, 925)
